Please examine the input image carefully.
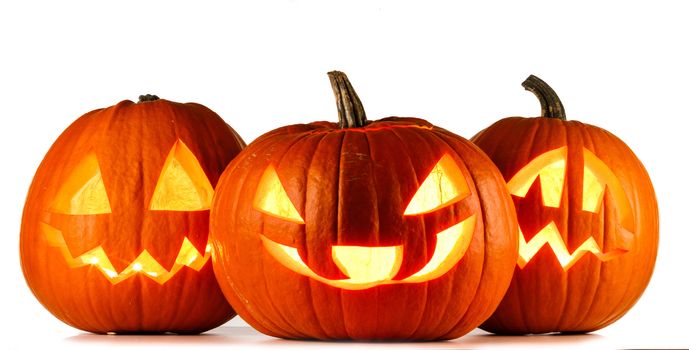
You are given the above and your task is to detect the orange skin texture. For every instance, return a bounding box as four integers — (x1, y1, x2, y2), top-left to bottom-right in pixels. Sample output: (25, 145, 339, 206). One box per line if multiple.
(211, 117, 519, 340)
(472, 117, 658, 334)
(20, 99, 244, 334)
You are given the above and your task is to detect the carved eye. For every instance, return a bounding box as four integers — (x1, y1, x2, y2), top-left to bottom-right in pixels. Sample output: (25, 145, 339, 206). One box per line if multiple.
(149, 140, 214, 211)
(253, 164, 304, 224)
(52, 152, 112, 215)
(404, 154, 470, 216)
(581, 149, 632, 226)
(506, 146, 567, 208)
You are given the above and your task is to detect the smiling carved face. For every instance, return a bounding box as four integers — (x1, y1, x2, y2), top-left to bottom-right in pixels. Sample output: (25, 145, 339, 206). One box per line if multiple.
(20, 98, 244, 334)
(211, 120, 518, 340)
(254, 153, 478, 290)
(42, 139, 216, 284)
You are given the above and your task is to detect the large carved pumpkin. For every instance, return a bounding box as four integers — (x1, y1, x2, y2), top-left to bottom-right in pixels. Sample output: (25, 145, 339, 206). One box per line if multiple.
(472, 76, 658, 334)
(20, 95, 244, 334)
(210, 71, 518, 340)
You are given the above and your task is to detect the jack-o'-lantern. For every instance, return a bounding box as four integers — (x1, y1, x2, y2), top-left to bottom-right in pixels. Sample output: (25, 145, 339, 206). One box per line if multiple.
(472, 76, 658, 334)
(210, 71, 519, 340)
(20, 95, 245, 334)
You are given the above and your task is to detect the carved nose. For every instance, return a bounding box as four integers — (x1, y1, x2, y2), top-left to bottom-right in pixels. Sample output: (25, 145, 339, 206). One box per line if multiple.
(331, 245, 404, 283)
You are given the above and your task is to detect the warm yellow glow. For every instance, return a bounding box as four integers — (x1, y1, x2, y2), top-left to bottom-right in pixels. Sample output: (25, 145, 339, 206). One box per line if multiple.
(332, 245, 403, 283)
(42, 223, 211, 284)
(582, 165, 604, 213)
(404, 154, 470, 215)
(517, 222, 627, 270)
(403, 215, 476, 282)
(583, 148, 634, 231)
(260, 214, 476, 290)
(253, 164, 304, 223)
(52, 152, 112, 215)
(507, 146, 567, 207)
(150, 139, 214, 211)
(511, 147, 635, 269)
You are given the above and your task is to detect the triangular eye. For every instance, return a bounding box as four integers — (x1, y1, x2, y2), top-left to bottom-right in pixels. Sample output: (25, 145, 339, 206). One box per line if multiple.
(506, 146, 567, 208)
(404, 154, 470, 216)
(149, 140, 214, 211)
(52, 152, 112, 215)
(253, 164, 304, 224)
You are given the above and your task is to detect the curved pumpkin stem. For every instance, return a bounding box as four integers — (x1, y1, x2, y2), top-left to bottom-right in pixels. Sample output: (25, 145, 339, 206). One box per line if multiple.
(138, 94, 160, 103)
(522, 75, 566, 120)
(328, 71, 368, 128)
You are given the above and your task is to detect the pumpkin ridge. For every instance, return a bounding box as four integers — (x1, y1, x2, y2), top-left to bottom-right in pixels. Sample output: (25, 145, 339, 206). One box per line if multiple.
(288, 131, 332, 338)
(220, 136, 286, 337)
(559, 122, 597, 331)
(430, 132, 489, 339)
(386, 127, 429, 337)
(260, 134, 315, 338)
(304, 132, 346, 339)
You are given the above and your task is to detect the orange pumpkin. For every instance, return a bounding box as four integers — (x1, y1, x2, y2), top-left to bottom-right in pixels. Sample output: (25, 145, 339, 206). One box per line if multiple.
(472, 76, 658, 334)
(210, 71, 518, 340)
(20, 95, 244, 334)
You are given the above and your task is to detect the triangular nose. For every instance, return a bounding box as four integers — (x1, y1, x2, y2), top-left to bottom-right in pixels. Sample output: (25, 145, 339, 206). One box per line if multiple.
(331, 245, 403, 283)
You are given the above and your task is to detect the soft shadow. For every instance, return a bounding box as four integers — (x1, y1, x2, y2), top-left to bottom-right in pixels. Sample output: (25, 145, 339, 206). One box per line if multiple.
(66, 327, 607, 348)
(256, 333, 605, 349)
(65, 326, 259, 346)
(456, 331, 606, 347)
(256, 338, 470, 348)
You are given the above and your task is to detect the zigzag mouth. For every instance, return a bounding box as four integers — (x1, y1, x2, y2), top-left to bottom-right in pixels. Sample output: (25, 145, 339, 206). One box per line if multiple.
(41, 222, 211, 284)
(517, 221, 628, 270)
(261, 215, 476, 290)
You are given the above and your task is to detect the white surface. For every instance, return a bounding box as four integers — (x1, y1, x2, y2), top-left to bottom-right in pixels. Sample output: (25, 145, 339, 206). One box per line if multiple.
(4, 325, 678, 349)
(1, 1, 688, 349)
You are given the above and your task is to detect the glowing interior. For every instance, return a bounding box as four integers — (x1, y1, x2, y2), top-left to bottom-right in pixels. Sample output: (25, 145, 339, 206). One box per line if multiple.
(506, 146, 567, 208)
(150, 139, 214, 211)
(332, 245, 403, 283)
(404, 154, 470, 215)
(517, 223, 626, 270)
(41, 223, 211, 284)
(253, 164, 304, 223)
(52, 152, 112, 215)
(260, 214, 476, 290)
(402, 214, 476, 282)
(582, 165, 604, 213)
(582, 148, 634, 230)
(511, 147, 634, 270)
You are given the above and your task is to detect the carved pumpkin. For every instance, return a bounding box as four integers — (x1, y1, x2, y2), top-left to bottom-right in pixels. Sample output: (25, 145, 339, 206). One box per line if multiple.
(210, 71, 519, 340)
(472, 76, 658, 334)
(20, 95, 245, 334)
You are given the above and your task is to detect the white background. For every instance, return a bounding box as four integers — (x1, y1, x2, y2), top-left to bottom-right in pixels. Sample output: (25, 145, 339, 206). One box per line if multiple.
(1, 1, 687, 349)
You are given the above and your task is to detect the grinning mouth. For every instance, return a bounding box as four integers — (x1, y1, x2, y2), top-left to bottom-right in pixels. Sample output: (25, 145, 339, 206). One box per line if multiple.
(517, 222, 627, 270)
(41, 223, 211, 285)
(260, 215, 477, 290)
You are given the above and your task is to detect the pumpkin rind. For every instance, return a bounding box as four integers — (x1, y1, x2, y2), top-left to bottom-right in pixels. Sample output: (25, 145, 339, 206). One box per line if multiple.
(210, 72, 519, 340)
(472, 76, 658, 334)
(20, 98, 244, 333)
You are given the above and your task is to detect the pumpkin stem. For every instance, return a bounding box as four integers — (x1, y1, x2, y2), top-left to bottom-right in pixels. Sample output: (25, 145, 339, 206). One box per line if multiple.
(522, 75, 566, 120)
(138, 94, 160, 103)
(328, 71, 368, 128)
